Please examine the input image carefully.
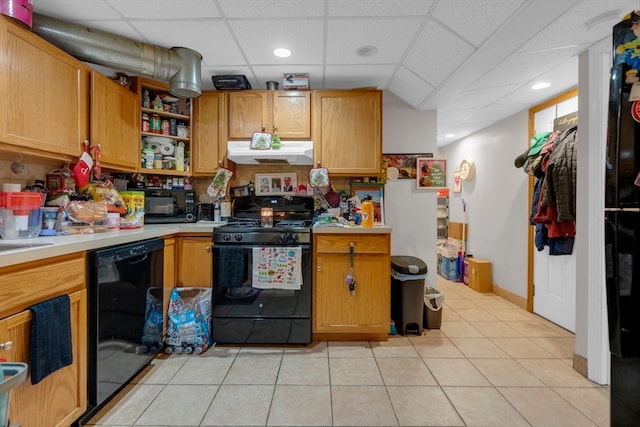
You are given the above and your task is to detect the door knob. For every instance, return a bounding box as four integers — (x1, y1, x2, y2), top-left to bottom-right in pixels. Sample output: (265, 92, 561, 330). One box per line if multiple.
(0, 341, 14, 351)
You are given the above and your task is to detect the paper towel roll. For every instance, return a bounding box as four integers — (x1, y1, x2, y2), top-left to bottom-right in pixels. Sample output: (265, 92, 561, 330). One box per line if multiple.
(160, 142, 175, 155)
(3, 183, 22, 192)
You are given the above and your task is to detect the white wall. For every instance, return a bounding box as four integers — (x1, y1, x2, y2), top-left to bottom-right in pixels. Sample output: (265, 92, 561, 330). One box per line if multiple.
(441, 112, 530, 297)
(382, 92, 438, 289)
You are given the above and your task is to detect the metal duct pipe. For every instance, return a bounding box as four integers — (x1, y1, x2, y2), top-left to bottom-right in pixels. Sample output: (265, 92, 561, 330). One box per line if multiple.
(31, 13, 202, 98)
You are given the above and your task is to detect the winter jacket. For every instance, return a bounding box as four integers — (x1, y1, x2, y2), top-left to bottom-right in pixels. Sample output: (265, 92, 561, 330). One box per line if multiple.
(541, 126, 577, 222)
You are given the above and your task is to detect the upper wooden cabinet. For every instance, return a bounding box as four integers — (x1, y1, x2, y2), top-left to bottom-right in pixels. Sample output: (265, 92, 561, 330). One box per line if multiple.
(90, 71, 140, 172)
(191, 91, 226, 175)
(228, 91, 311, 139)
(312, 90, 382, 176)
(0, 16, 88, 160)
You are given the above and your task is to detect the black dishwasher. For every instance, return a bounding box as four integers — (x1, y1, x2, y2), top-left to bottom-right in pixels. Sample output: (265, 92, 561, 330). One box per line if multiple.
(80, 238, 164, 425)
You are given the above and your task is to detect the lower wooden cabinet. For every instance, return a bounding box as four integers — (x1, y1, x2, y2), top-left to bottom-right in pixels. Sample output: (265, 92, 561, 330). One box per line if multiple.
(0, 253, 87, 427)
(176, 234, 213, 287)
(0, 289, 86, 427)
(313, 233, 390, 340)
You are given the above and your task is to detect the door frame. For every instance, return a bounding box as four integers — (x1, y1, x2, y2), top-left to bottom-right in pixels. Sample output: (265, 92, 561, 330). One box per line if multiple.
(526, 88, 578, 312)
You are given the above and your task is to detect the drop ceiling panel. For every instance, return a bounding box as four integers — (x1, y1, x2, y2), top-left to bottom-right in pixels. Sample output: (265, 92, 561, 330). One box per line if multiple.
(324, 64, 396, 89)
(403, 19, 476, 87)
(229, 19, 324, 65)
(432, 0, 527, 48)
(328, 0, 435, 17)
(471, 47, 583, 91)
(388, 66, 435, 108)
(130, 20, 246, 66)
(326, 17, 424, 64)
(443, 84, 521, 111)
(107, 0, 221, 19)
(217, 0, 324, 18)
(33, 0, 122, 20)
(518, 0, 630, 54)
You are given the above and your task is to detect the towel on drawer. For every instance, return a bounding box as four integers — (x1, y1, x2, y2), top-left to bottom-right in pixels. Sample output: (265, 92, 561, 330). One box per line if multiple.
(219, 247, 245, 288)
(29, 295, 73, 385)
(252, 247, 302, 290)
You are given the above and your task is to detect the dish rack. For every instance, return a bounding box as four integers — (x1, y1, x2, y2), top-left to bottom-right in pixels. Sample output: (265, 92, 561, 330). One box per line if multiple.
(0, 362, 28, 427)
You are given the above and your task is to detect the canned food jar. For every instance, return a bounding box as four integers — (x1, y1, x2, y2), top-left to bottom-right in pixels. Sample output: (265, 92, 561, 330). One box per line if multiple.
(142, 113, 150, 132)
(161, 119, 170, 135)
(150, 114, 161, 133)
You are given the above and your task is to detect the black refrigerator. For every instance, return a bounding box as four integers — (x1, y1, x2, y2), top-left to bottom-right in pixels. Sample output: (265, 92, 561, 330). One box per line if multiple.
(605, 11, 640, 427)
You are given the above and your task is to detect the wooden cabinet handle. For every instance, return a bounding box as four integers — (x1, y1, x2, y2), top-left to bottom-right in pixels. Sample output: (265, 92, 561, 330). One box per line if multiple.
(0, 341, 14, 351)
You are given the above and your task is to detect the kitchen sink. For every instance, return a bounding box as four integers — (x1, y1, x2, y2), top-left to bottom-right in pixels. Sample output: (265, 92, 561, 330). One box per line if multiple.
(0, 242, 54, 252)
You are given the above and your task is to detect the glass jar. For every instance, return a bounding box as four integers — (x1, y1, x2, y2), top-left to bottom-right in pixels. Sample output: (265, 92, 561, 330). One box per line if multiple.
(150, 114, 161, 133)
(142, 113, 150, 132)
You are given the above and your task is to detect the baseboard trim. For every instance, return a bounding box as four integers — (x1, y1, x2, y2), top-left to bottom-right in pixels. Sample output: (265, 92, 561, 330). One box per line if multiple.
(491, 283, 527, 309)
(573, 353, 588, 377)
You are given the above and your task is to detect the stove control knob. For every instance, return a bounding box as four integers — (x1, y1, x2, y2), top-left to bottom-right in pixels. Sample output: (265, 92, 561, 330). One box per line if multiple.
(280, 233, 289, 242)
(223, 234, 232, 242)
(290, 233, 299, 242)
(234, 234, 243, 242)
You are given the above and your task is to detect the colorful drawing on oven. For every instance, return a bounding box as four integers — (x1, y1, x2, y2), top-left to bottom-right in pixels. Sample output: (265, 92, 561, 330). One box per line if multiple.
(616, 11, 640, 83)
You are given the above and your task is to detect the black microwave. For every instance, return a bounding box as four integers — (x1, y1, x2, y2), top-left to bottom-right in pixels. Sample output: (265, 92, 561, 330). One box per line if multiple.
(142, 188, 196, 223)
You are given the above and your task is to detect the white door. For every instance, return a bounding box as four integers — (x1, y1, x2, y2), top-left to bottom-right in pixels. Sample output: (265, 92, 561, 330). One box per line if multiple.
(531, 98, 578, 333)
(533, 246, 576, 332)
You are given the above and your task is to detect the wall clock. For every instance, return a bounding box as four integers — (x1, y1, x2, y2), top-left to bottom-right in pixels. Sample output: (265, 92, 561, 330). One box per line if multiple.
(459, 158, 475, 182)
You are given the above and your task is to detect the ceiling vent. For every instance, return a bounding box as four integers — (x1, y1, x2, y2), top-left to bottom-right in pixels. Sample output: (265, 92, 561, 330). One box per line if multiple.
(30, 13, 202, 98)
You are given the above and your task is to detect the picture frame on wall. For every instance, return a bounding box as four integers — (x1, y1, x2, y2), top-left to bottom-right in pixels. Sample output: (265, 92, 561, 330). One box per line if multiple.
(350, 182, 385, 224)
(453, 170, 462, 193)
(416, 157, 447, 189)
(255, 173, 297, 196)
(382, 153, 433, 179)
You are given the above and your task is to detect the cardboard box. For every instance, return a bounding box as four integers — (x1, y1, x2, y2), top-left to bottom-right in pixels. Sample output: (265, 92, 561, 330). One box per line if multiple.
(448, 222, 467, 240)
(465, 257, 492, 292)
(282, 73, 310, 90)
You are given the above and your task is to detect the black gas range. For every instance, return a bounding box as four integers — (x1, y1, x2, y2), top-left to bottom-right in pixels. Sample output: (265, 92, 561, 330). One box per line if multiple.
(211, 195, 314, 344)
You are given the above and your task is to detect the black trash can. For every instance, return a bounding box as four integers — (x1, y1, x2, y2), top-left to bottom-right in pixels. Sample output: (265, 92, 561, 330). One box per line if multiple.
(391, 255, 428, 335)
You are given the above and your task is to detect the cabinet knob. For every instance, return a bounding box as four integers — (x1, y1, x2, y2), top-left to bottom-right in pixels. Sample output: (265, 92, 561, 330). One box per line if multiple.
(0, 341, 14, 351)
(317, 266, 321, 271)
(205, 246, 211, 253)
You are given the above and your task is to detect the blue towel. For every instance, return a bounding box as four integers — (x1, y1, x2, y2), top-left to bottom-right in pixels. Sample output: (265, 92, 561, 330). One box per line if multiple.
(218, 247, 245, 288)
(29, 295, 73, 385)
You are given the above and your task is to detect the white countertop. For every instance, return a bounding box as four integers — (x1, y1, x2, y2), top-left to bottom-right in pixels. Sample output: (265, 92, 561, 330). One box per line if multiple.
(0, 221, 392, 268)
(0, 222, 221, 268)
(312, 224, 392, 234)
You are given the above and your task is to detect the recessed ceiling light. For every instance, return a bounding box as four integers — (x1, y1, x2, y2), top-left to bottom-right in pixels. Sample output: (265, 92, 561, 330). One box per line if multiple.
(273, 48, 291, 58)
(356, 45, 378, 57)
(531, 82, 551, 90)
(445, 133, 455, 138)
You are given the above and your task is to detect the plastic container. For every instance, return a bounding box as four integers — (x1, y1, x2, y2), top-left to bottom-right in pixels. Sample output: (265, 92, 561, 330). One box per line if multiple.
(0, 192, 43, 239)
(40, 206, 59, 236)
(361, 200, 374, 227)
(390, 255, 428, 335)
(0, 362, 28, 427)
(424, 286, 445, 329)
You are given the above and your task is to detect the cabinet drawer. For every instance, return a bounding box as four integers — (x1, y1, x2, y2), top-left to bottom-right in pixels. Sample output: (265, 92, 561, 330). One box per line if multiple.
(0, 252, 86, 319)
(314, 234, 389, 254)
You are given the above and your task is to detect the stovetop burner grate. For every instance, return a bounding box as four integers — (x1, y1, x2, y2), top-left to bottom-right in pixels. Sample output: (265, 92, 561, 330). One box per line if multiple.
(275, 220, 307, 228)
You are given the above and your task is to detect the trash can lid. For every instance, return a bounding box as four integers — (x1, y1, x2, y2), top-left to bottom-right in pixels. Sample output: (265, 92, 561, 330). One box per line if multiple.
(391, 255, 427, 275)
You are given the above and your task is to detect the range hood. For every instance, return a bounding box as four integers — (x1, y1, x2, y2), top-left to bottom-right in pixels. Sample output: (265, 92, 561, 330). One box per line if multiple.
(227, 141, 314, 165)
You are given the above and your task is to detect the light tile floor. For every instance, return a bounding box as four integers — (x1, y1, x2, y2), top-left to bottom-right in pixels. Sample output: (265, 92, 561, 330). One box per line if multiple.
(86, 276, 610, 426)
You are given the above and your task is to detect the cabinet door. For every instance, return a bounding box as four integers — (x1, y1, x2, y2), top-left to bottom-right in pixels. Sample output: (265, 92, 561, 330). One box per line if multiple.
(192, 91, 225, 174)
(314, 252, 389, 334)
(90, 71, 140, 171)
(312, 90, 382, 176)
(228, 92, 269, 139)
(273, 91, 311, 139)
(0, 16, 88, 159)
(163, 237, 176, 337)
(1, 289, 87, 427)
(177, 236, 212, 287)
